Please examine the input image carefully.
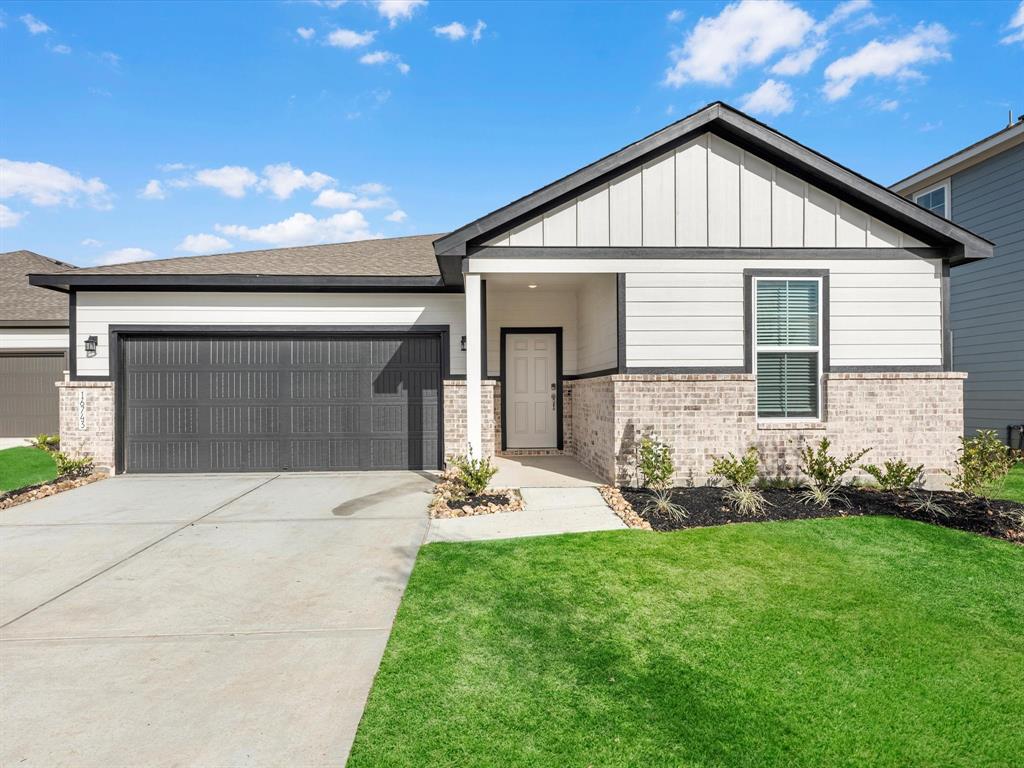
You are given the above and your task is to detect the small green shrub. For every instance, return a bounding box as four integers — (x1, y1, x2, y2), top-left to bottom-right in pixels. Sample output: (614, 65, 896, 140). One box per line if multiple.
(798, 437, 870, 490)
(711, 447, 761, 488)
(798, 484, 844, 509)
(643, 489, 687, 521)
(725, 485, 770, 516)
(860, 459, 924, 491)
(637, 436, 674, 490)
(449, 454, 498, 496)
(946, 430, 1018, 496)
(53, 451, 93, 478)
(30, 433, 60, 452)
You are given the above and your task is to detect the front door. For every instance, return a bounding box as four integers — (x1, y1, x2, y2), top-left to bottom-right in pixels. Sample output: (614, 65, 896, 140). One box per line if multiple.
(504, 332, 558, 449)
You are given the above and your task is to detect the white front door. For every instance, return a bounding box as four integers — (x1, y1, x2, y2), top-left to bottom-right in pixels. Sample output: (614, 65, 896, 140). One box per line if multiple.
(505, 332, 558, 449)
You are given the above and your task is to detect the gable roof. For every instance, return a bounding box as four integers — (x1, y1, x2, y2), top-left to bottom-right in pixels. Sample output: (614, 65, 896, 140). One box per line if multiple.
(0, 250, 73, 325)
(29, 235, 448, 292)
(433, 101, 993, 271)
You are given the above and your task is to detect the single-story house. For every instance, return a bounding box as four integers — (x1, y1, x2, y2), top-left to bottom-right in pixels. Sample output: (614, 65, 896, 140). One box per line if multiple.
(29, 103, 993, 484)
(1, 250, 72, 438)
(891, 116, 1024, 447)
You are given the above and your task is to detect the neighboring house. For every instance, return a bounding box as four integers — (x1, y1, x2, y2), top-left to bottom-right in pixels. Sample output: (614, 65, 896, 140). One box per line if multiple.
(29, 103, 993, 483)
(891, 117, 1024, 447)
(0, 250, 72, 437)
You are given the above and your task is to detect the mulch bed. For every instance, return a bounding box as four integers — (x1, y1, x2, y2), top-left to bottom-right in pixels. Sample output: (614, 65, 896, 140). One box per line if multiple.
(0, 472, 107, 511)
(619, 485, 1024, 544)
(429, 469, 524, 518)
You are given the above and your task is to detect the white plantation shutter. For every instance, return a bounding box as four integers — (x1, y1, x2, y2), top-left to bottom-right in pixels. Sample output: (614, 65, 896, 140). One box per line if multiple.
(755, 279, 821, 419)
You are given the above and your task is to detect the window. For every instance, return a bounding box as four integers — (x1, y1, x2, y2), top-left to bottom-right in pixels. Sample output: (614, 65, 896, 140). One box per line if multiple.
(914, 180, 950, 219)
(754, 278, 821, 419)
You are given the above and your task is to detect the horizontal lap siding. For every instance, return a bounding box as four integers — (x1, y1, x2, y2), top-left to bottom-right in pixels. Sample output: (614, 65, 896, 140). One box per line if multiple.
(74, 291, 465, 378)
(576, 276, 618, 374)
(0, 328, 68, 350)
(623, 258, 942, 368)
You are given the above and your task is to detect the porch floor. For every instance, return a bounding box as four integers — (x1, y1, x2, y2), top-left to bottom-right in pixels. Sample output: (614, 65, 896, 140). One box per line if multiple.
(491, 454, 605, 488)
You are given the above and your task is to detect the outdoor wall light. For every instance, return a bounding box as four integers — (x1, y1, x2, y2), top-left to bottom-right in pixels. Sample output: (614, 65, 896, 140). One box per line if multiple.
(84, 335, 99, 357)
(460, 335, 467, 352)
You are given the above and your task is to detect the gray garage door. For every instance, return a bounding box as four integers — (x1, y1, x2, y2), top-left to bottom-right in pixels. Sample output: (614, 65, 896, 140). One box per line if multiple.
(120, 334, 440, 473)
(0, 353, 65, 437)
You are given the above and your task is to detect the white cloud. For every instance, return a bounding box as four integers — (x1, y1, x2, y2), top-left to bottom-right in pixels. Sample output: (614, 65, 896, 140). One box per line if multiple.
(139, 179, 166, 200)
(739, 79, 795, 116)
(823, 22, 952, 101)
(434, 22, 467, 41)
(193, 165, 260, 198)
(770, 40, 825, 75)
(667, 9, 685, 23)
(359, 50, 409, 73)
(355, 182, 388, 195)
(816, 0, 873, 34)
(878, 98, 899, 111)
(50, 44, 71, 54)
(472, 20, 486, 42)
(0, 204, 25, 228)
(665, 0, 814, 87)
(158, 162, 189, 172)
(259, 163, 334, 200)
(1001, 1, 1024, 45)
(297, 27, 316, 40)
(20, 14, 50, 35)
(327, 28, 375, 48)
(312, 188, 394, 209)
(99, 51, 120, 67)
(97, 247, 157, 266)
(307, 0, 347, 7)
(215, 211, 372, 247)
(0, 159, 111, 208)
(81, 238, 103, 247)
(384, 209, 407, 223)
(176, 233, 232, 254)
(375, 0, 427, 29)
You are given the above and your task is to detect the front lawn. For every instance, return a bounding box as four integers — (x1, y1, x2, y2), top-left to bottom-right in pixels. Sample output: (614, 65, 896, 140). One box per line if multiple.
(989, 463, 1024, 504)
(348, 518, 1024, 768)
(0, 446, 57, 493)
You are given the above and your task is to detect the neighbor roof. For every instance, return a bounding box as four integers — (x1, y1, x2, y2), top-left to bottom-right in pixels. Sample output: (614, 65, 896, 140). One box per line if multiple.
(29, 235, 449, 292)
(433, 101, 994, 271)
(1, 250, 73, 325)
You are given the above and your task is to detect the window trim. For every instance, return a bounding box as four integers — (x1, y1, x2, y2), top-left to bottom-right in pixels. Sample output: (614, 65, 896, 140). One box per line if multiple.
(913, 178, 951, 220)
(744, 269, 829, 423)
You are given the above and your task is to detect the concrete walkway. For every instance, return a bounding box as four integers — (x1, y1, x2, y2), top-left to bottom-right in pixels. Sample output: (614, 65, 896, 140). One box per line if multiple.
(0, 471, 433, 767)
(426, 486, 626, 543)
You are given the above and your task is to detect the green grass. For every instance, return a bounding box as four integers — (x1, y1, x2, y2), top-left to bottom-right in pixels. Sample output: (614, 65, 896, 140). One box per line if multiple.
(988, 463, 1024, 504)
(348, 517, 1024, 768)
(0, 446, 58, 493)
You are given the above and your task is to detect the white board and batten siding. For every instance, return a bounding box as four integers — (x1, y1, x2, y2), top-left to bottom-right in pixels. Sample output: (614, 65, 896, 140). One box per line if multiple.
(0, 327, 68, 350)
(484, 133, 930, 250)
(74, 291, 466, 378)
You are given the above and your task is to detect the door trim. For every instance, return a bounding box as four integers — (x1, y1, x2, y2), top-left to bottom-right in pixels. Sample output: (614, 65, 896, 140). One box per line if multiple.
(499, 327, 563, 452)
(112, 325, 450, 474)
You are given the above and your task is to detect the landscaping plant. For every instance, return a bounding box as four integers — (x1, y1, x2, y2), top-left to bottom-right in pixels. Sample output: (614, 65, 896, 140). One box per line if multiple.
(643, 488, 687, 522)
(449, 454, 498, 497)
(946, 430, 1019, 497)
(53, 451, 94, 478)
(30, 433, 60, 452)
(860, 459, 924, 491)
(724, 485, 770, 517)
(797, 437, 870, 507)
(711, 446, 770, 516)
(636, 436, 674, 490)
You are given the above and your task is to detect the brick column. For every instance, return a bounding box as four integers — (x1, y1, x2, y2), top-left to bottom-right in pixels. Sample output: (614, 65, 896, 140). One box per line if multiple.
(56, 379, 116, 472)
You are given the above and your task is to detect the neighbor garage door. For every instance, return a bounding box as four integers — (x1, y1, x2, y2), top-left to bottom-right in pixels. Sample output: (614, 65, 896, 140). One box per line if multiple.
(120, 334, 441, 473)
(0, 353, 65, 436)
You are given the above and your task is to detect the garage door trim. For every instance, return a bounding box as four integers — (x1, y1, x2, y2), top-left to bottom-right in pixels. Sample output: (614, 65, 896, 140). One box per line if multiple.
(112, 324, 451, 474)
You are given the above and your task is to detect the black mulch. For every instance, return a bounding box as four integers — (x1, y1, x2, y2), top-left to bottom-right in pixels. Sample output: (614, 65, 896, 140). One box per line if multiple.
(621, 486, 1024, 543)
(446, 492, 513, 510)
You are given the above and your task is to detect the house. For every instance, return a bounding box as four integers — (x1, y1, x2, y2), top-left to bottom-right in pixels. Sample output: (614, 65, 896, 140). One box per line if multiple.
(891, 117, 1024, 447)
(1, 250, 73, 438)
(29, 103, 993, 484)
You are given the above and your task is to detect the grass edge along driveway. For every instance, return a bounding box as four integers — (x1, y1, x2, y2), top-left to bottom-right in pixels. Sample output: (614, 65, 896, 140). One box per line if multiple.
(348, 517, 1023, 768)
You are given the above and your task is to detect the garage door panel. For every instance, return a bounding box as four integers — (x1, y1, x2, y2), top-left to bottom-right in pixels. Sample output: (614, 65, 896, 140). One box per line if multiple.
(121, 334, 440, 473)
(0, 354, 65, 436)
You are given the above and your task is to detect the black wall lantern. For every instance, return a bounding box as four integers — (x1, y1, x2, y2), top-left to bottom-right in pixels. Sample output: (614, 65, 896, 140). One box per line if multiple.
(84, 335, 99, 357)
(460, 335, 467, 352)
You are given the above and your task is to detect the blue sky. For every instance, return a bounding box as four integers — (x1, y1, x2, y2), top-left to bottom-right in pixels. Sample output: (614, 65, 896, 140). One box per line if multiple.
(1, 0, 1022, 267)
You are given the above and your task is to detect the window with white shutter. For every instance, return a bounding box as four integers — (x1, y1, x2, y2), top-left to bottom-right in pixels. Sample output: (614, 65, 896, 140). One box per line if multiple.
(754, 278, 822, 419)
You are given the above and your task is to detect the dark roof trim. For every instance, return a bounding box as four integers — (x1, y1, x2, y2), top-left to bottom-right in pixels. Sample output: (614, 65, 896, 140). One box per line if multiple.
(434, 102, 993, 267)
(28, 273, 454, 293)
(466, 246, 945, 262)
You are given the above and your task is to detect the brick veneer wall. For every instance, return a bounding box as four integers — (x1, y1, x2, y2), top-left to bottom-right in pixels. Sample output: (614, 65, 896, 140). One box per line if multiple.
(567, 372, 966, 487)
(56, 379, 116, 472)
(442, 379, 497, 461)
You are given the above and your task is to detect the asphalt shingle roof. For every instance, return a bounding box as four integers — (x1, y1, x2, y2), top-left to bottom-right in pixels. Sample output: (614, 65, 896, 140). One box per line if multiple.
(0, 250, 72, 323)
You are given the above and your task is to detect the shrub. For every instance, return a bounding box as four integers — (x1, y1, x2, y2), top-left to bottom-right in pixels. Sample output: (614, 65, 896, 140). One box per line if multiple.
(448, 454, 498, 496)
(30, 433, 60, 452)
(798, 484, 844, 509)
(860, 459, 924, 491)
(637, 436, 674, 490)
(643, 489, 687, 521)
(53, 451, 93, 478)
(711, 447, 761, 488)
(946, 430, 1018, 496)
(798, 438, 870, 490)
(725, 485, 771, 516)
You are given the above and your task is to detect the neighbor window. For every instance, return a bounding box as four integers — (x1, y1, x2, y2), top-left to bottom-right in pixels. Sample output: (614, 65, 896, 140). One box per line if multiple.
(914, 180, 950, 219)
(754, 278, 821, 419)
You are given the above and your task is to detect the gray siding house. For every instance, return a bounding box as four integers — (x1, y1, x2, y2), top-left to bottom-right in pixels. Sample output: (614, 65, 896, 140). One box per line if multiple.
(892, 119, 1024, 446)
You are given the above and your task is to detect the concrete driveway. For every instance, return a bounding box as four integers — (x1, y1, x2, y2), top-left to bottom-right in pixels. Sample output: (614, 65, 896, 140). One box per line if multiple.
(0, 471, 434, 767)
